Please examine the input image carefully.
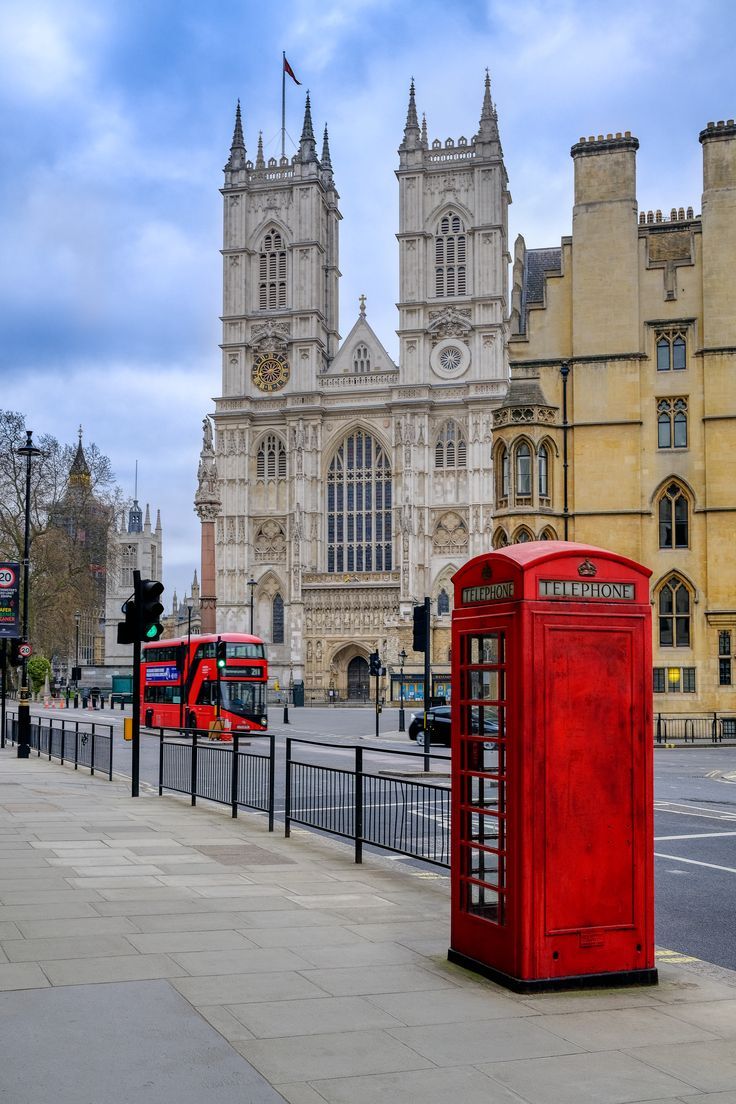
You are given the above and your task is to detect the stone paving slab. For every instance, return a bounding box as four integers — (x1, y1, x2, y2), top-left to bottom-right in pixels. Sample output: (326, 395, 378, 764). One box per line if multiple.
(0, 980, 286, 1104)
(3, 748, 736, 1104)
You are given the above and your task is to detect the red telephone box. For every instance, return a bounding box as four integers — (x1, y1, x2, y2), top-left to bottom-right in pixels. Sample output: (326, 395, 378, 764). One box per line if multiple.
(448, 541, 657, 992)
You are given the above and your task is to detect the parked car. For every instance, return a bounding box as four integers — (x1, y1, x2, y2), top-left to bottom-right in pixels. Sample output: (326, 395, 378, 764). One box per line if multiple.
(409, 705, 499, 747)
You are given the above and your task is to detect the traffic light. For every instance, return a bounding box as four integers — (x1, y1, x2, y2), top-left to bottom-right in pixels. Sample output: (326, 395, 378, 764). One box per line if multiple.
(216, 639, 227, 669)
(117, 597, 139, 645)
(8, 639, 22, 666)
(116, 575, 164, 645)
(369, 650, 381, 677)
(137, 578, 164, 641)
(412, 603, 428, 653)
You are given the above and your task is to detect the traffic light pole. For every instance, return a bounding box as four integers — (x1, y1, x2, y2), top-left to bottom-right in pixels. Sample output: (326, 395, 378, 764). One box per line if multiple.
(131, 639, 141, 797)
(375, 666, 380, 741)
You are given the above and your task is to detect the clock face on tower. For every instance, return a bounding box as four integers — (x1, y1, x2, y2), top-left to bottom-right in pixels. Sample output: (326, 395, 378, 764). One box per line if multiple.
(252, 351, 290, 393)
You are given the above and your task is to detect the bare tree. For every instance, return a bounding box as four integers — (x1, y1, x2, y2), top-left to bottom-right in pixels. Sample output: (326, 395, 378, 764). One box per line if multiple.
(0, 410, 124, 668)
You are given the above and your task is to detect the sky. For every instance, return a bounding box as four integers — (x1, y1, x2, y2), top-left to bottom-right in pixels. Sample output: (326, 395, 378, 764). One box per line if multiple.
(1, 0, 734, 609)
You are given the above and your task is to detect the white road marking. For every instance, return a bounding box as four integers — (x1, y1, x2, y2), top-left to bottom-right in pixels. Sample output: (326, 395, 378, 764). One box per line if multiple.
(655, 801, 736, 821)
(655, 831, 736, 841)
(654, 852, 736, 875)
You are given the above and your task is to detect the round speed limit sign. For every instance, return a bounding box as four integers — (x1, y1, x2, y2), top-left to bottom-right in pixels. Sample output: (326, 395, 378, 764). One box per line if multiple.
(18, 643, 32, 658)
(0, 567, 17, 588)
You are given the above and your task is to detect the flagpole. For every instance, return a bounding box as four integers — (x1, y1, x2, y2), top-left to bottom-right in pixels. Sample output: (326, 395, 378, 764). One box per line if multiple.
(281, 51, 286, 159)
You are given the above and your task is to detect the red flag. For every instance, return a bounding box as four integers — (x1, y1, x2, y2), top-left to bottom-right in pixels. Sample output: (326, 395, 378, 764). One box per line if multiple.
(283, 56, 301, 85)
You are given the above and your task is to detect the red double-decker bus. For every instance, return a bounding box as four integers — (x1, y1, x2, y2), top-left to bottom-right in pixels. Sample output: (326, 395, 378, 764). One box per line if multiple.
(141, 633, 268, 735)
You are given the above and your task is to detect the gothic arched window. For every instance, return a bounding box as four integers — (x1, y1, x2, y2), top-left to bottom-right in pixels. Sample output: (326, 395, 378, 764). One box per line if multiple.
(327, 430, 392, 573)
(272, 593, 284, 644)
(256, 435, 287, 481)
(437, 588, 450, 615)
(538, 444, 550, 499)
(493, 528, 509, 549)
(435, 212, 466, 298)
(497, 446, 510, 503)
(121, 544, 136, 589)
(434, 421, 467, 469)
(657, 398, 688, 449)
(658, 575, 691, 648)
(658, 481, 689, 549)
(259, 229, 287, 310)
(353, 344, 370, 373)
(515, 442, 532, 498)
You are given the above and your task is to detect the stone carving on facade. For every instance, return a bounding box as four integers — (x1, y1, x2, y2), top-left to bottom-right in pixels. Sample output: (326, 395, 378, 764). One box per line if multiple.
(493, 405, 557, 427)
(196, 502, 220, 523)
(226, 518, 235, 544)
(194, 416, 221, 523)
(293, 503, 304, 541)
(427, 306, 472, 345)
(251, 321, 290, 355)
(433, 511, 469, 553)
(400, 503, 412, 535)
(250, 191, 291, 214)
(254, 519, 286, 562)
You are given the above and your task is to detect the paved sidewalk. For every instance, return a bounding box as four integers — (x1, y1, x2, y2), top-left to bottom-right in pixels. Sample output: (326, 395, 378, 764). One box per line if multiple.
(2, 750, 736, 1103)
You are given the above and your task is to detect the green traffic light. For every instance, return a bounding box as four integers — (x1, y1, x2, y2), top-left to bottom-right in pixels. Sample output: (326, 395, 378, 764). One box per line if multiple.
(145, 624, 159, 639)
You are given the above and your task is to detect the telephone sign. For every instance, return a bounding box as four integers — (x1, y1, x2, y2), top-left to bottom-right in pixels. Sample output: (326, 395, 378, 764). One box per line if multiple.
(0, 561, 20, 638)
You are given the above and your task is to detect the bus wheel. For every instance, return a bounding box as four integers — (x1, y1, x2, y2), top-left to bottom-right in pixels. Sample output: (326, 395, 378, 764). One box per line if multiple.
(144, 708, 154, 728)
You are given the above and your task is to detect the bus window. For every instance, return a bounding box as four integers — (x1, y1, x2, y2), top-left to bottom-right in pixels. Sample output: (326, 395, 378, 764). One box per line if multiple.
(196, 681, 219, 706)
(221, 680, 264, 715)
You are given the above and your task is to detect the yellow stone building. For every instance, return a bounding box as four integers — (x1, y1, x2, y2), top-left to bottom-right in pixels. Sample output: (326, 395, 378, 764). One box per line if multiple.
(502, 120, 736, 718)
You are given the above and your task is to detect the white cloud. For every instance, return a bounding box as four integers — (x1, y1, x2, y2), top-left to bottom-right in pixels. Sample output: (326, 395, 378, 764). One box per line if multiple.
(0, 0, 106, 100)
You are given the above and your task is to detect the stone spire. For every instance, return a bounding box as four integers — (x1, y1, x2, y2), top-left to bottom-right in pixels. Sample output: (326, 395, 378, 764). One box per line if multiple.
(225, 100, 247, 171)
(255, 130, 265, 169)
(144, 504, 151, 532)
(155, 508, 161, 533)
(421, 112, 428, 149)
(68, 426, 91, 489)
(299, 92, 317, 162)
(400, 79, 421, 151)
(321, 125, 333, 172)
(477, 70, 499, 144)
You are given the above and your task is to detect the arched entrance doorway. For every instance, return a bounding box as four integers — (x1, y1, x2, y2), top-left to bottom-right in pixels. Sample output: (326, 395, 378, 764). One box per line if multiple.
(347, 656, 369, 701)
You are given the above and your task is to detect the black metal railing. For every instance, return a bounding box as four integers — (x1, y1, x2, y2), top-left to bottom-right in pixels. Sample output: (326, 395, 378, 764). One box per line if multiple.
(155, 729, 275, 829)
(655, 713, 736, 744)
(5, 713, 114, 779)
(285, 737, 451, 866)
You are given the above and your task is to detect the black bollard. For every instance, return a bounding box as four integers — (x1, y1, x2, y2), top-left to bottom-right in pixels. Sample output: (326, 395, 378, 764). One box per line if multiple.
(73, 693, 79, 709)
(283, 704, 289, 724)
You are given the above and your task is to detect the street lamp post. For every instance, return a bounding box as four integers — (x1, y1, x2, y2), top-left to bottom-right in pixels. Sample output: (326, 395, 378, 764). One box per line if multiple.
(17, 430, 41, 759)
(74, 610, 81, 677)
(247, 576, 256, 634)
(398, 648, 407, 733)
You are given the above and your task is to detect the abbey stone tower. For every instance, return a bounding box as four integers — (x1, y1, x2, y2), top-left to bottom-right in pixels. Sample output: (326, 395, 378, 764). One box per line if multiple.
(196, 77, 509, 700)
